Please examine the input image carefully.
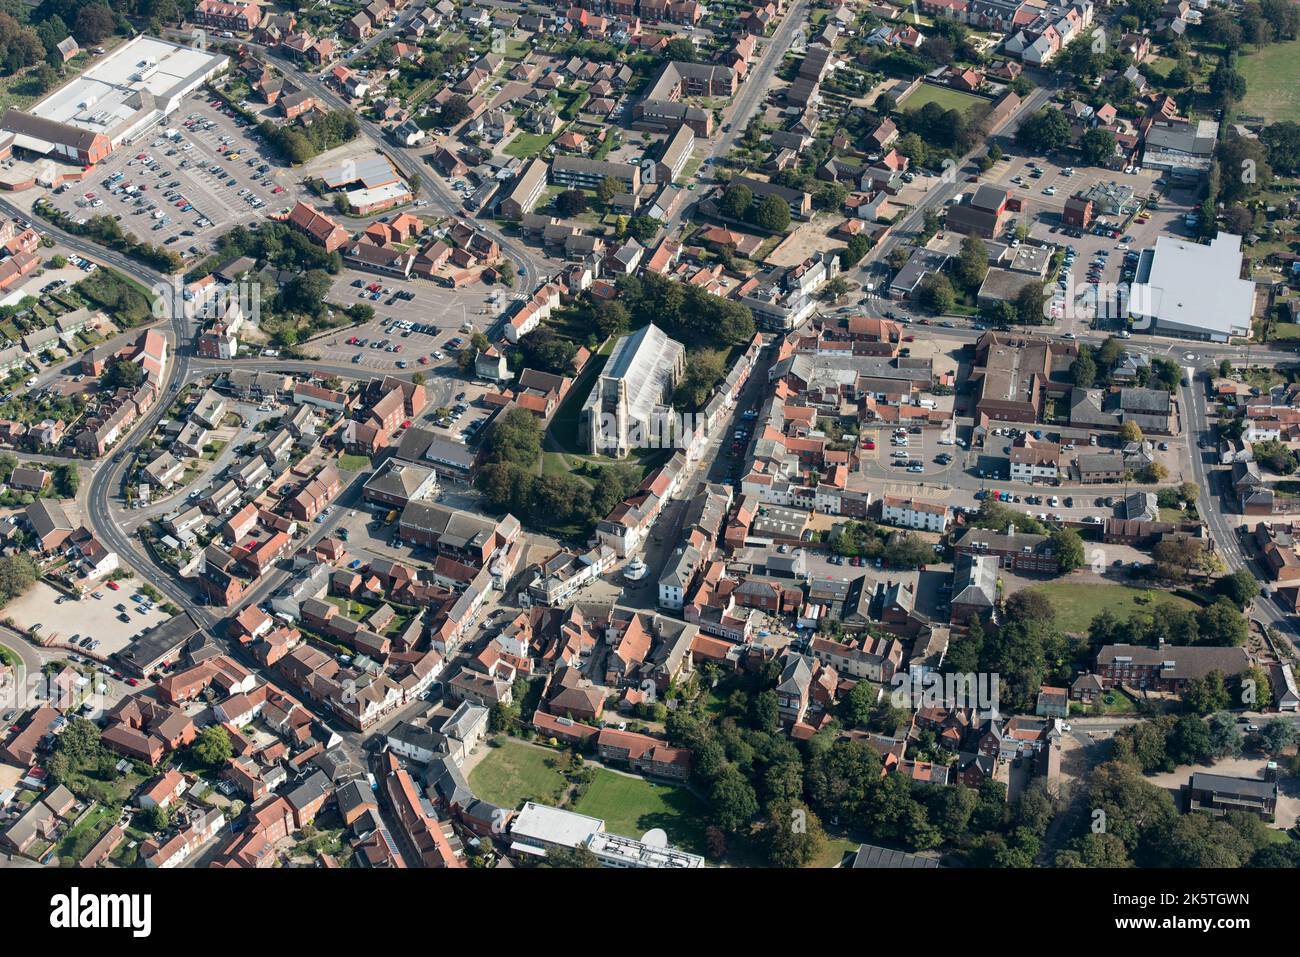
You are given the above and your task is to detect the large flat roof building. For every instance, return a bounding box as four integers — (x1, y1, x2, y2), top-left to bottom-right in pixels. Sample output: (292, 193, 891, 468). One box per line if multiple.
(1128, 233, 1253, 342)
(3, 36, 228, 164)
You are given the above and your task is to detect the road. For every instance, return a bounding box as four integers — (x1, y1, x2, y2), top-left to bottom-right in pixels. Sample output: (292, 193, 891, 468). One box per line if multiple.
(1182, 370, 1295, 643)
(662, 0, 809, 235)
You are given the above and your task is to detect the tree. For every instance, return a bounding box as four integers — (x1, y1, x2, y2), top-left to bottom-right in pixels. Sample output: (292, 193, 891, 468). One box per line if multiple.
(1119, 420, 1143, 443)
(1216, 569, 1259, 609)
(102, 357, 144, 391)
(1184, 671, 1231, 715)
(918, 273, 955, 314)
(1071, 349, 1097, 387)
(664, 36, 697, 62)
(144, 803, 170, 833)
(840, 680, 878, 729)
(1056, 831, 1134, 868)
(747, 689, 780, 733)
(1197, 597, 1250, 646)
(554, 189, 587, 217)
(1206, 711, 1243, 758)
(1209, 60, 1247, 106)
(764, 800, 827, 867)
(1258, 719, 1298, 755)
(73, 4, 114, 43)
(1015, 108, 1071, 153)
(546, 845, 601, 868)
(593, 299, 629, 339)
(597, 175, 621, 205)
(841, 233, 872, 269)
(751, 194, 791, 232)
(675, 348, 728, 408)
(193, 725, 233, 766)
(440, 94, 472, 125)
(1238, 665, 1272, 711)
(1260, 121, 1300, 175)
(1219, 140, 1272, 209)
(625, 215, 658, 243)
(1050, 527, 1085, 573)
(1014, 282, 1046, 324)
(820, 276, 850, 302)
(1080, 128, 1117, 168)
(956, 235, 989, 290)
(719, 183, 752, 220)
(0, 554, 38, 608)
(710, 766, 759, 833)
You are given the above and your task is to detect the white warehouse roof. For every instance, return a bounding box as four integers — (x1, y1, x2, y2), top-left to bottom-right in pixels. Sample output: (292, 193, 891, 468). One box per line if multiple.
(1128, 233, 1254, 341)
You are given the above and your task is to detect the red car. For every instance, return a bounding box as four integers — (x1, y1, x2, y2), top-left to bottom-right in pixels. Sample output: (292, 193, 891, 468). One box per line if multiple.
(903, 335, 914, 342)
(418, 355, 429, 365)
(126, 677, 139, 687)
(862, 439, 875, 449)
(106, 581, 119, 590)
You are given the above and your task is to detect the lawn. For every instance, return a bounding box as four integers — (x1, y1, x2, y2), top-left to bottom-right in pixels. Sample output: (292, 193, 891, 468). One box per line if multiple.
(338, 453, 371, 472)
(505, 130, 559, 159)
(467, 740, 568, 809)
(1023, 582, 1197, 635)
(571, 769, 710, 856)
(55, 803, 117, 866)
(1072, 687, 1140, 715)
(547, 350, 609, 453)
(1240, 39, 1300, 123)
(899, 83, 988, 115)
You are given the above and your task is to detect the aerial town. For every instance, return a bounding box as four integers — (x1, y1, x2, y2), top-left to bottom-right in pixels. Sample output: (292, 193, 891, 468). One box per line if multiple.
(0, 0, 1295, 882)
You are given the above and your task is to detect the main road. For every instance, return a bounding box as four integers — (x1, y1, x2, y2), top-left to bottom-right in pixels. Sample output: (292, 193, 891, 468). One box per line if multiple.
(661, 0, 810, 235)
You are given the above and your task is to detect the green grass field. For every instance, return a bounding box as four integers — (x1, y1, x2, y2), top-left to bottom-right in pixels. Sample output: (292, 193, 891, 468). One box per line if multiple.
(1022, 582, 1198, 635)
(571, 769, 710, 855)
(468, 740, 567, 809)
(899, 83, 988, 115)
(338, 453, 371, 472)
(505, 131, 559, 159)
(1240, 39, 1300, 122)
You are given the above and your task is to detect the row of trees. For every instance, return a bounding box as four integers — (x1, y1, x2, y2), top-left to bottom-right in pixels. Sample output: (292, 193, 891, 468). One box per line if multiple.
(717, 183, 792, 233)
(258, 110, 360, 166)
(1087, 595, 1251, 649)
(1114, 710, 1296, 775)
(35, 201, 183, 273)
(615, 272, 755, 350)
(1055, 760, 1292, 867)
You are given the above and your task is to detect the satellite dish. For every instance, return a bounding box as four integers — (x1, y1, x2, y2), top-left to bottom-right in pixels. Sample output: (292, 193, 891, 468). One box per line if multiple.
(641, 828, 668, 848)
